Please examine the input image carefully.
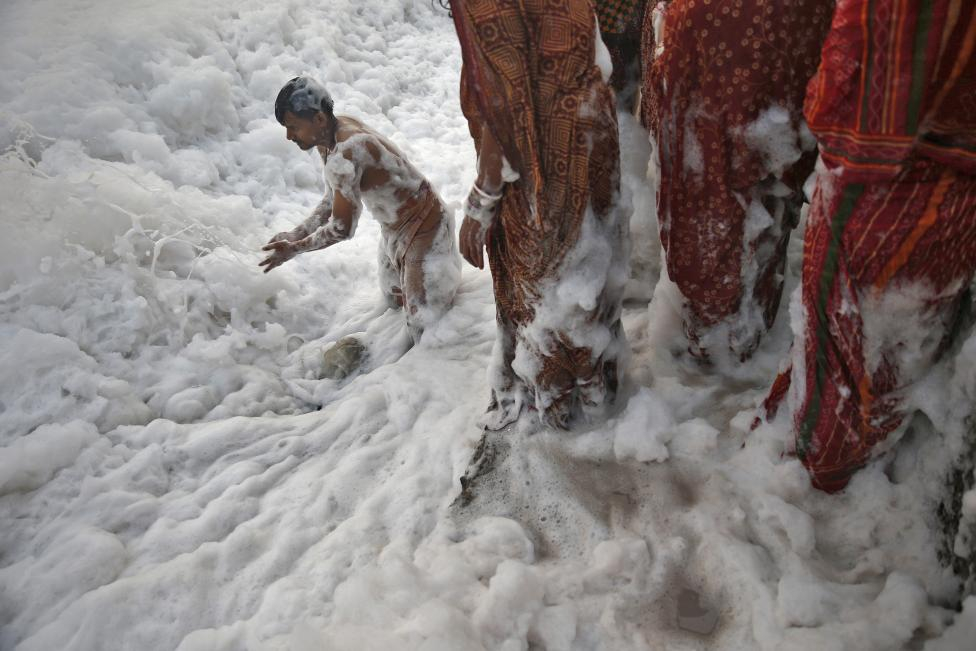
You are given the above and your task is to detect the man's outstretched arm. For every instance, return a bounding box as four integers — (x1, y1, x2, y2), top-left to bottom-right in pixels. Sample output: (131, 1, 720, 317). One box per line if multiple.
(295, 190, 359, 252)
(259, 190, 360, 273)
(267, 193, 336, 245)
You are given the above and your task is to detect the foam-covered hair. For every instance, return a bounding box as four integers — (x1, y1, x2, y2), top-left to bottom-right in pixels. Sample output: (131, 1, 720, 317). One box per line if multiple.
(275, 76, 335, 124)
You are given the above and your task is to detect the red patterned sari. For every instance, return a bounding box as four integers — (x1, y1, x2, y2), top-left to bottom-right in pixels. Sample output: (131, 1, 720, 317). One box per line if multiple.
(763, 0, 976, 492)
(641, 0, 834, 361)
(452, 0, 626, 428)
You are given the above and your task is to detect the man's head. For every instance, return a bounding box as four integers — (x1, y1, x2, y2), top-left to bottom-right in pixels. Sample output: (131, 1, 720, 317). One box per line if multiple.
(275, 76, 335, 150)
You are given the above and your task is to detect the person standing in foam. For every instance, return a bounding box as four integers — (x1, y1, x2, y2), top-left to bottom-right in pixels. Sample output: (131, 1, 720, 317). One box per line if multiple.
(261, 76, 461, 345)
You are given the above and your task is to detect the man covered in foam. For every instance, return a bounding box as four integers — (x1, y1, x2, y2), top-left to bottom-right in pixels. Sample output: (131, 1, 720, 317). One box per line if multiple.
(260, 76, 461, 345)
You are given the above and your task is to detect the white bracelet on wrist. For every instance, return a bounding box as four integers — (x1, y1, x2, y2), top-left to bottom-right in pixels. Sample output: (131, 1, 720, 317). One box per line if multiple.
(471, 183, 502, 202)
(465, 184, 501, 228)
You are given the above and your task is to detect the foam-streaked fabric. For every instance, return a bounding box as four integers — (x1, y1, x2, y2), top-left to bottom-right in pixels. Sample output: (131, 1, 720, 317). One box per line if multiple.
(452, 0, 625, 427)
(641, 0, 834, 361)
(761, 0, 976, 492)
(767, 163, 976, 492)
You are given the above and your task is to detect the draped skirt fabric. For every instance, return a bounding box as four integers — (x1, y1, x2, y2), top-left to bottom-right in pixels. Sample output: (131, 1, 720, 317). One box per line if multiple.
(765, 162, 976, 492)
(640, 0, 834, 362)
(453, 0, 627, 427)
(762, 0, 976, 491)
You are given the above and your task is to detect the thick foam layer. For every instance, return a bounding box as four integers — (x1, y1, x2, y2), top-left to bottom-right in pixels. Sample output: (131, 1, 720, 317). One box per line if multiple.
(1, 0, 973, 649)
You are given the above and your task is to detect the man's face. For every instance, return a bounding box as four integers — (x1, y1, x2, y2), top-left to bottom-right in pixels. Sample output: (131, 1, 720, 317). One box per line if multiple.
(282, 111, 330, 150)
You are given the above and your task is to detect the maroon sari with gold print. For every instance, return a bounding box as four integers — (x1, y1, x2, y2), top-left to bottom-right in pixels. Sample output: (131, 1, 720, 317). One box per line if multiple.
(641, 0, 834, 361)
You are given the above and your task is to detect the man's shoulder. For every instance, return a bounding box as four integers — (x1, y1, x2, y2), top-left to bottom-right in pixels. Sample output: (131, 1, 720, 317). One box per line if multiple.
(335, 116, 381, 144)
(332, 120, 383, 163)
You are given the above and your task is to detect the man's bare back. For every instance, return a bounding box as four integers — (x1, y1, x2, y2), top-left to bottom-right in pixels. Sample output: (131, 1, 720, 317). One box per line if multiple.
(324, 117, 431, 219)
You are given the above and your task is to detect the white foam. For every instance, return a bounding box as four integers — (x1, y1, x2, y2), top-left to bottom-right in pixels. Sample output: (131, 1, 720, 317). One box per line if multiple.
(2, 1, 973, 649)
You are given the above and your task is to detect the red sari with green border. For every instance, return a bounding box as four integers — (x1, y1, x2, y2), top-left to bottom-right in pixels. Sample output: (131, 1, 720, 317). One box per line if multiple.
(763, 0, 976, 492)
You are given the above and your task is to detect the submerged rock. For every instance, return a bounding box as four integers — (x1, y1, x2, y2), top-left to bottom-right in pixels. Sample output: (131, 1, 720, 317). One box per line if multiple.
(321, 336, 366, 380)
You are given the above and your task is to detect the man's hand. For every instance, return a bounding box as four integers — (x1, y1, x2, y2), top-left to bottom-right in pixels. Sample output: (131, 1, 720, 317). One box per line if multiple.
(268, 230, 303, 244)
(259, 239, 300, 273)
(459, 216, 490, 269)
